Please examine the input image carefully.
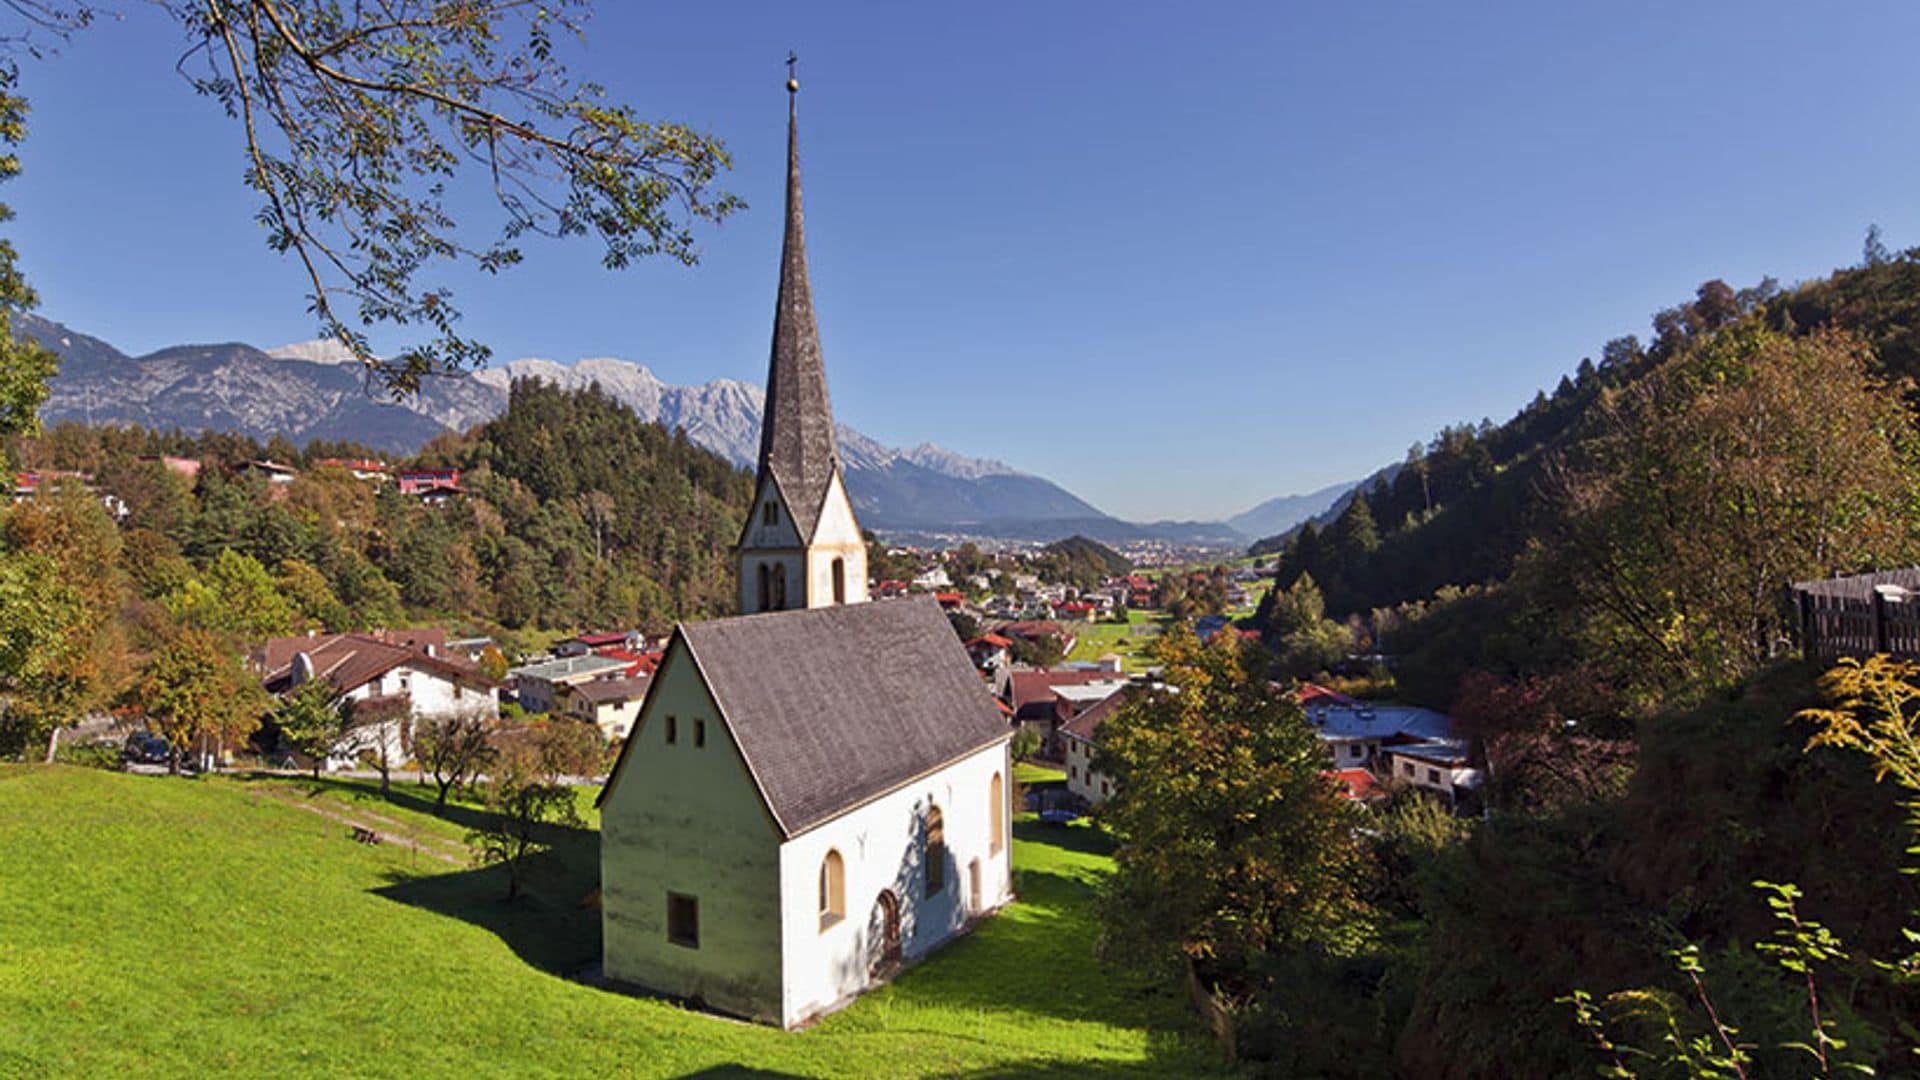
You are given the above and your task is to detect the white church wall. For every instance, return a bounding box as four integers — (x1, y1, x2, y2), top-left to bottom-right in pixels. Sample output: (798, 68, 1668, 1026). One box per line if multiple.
(774, 739, 1012, 1027)
(600, 647, 787, 1023)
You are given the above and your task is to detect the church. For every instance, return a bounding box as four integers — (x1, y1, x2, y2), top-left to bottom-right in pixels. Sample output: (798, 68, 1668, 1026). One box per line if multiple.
(596, 74, 1014, 1030)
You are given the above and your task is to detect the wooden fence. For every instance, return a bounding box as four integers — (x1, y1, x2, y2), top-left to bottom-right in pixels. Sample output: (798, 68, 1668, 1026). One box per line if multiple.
(1792, 568, 1920, 662)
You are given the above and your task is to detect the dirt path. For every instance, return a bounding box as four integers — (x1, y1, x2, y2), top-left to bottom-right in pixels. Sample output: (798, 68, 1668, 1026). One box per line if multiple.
(257, 789, 468, 865)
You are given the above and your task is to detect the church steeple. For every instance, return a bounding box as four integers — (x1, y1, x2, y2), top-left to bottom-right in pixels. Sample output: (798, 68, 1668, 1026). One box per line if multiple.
(756, 57, 841, 543)
(738, 59, 868, 615)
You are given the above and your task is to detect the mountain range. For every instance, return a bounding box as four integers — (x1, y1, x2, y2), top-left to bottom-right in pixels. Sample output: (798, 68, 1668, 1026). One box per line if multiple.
(27, 314, 1288, 544)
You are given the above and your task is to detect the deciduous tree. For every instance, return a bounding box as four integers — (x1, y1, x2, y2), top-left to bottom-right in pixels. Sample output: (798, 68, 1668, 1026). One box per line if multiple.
(134, 624, 265, 773)
(1095, 624, 1372, 989)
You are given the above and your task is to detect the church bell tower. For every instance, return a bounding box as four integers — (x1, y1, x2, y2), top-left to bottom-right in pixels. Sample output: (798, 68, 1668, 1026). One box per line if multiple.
(737, 62, 868, 615)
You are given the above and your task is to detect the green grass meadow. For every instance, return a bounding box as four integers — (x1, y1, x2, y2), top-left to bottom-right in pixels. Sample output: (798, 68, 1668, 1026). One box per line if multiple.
(0, 765, 1228, 1078)
(1063, 612, 1164, 673)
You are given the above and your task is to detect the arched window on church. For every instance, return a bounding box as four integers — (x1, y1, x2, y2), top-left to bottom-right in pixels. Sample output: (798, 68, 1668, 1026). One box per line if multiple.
(819, 849, 845, 930)
(989, 772, 1005, 855)
(757, 563, 771, 612)
(772, 564, 788, 609)
(832, 557, 846, 605)
(924, 805, 946, 898)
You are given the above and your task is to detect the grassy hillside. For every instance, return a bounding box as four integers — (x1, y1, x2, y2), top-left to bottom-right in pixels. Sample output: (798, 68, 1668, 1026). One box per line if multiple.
(0, 766, 1227, 1077)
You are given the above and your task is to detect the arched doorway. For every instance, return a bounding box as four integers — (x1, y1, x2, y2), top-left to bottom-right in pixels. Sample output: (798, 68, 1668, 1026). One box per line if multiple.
(873, 888, 902, 975)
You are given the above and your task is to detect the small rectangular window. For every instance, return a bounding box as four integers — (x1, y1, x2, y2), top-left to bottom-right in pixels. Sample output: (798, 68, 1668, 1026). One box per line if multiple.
(695, 719, 706, 748)
(667, 893, 699, 949)
(1427, 768, 1441, 784)
(666, 715, 677, 745)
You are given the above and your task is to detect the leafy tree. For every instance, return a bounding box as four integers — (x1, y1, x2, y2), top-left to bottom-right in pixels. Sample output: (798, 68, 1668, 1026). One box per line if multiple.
(466, 719, 591, 900)
(346, 694, 410, 796)
(1547, 325, 1920, 703)
(0, 552, 89, 758)
(947, 611, 981, 642)
(163, 548, 297, 642)
(1095, 624, 1372, 987)
(0, 485, 128, 750)
(1264, 574, 1351, 679)
(276, 558, 348, 631)
(273, 676, 345, 779)
(9, 0, 740, 392)
(134, 624, 266, 773)
(1008, 632, 1066, 668)
(0, 65, 55, 472)
(475, 645, 510, 683)
(414, 704, 495, 812)
(1010, 725, 1042, 761)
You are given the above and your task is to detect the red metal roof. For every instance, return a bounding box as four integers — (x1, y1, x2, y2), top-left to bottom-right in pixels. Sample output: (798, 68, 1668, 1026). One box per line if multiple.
(1325, 768, 1385, 801)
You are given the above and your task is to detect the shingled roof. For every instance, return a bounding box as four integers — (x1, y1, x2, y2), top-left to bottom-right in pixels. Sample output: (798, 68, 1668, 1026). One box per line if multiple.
(754, 83, 842, 543)
(640, 597, 1009, 837)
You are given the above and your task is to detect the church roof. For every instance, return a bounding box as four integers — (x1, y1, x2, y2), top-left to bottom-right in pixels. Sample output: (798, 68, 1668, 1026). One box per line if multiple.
(671, 596, 1009, 837)
(755, 81, 843, 542)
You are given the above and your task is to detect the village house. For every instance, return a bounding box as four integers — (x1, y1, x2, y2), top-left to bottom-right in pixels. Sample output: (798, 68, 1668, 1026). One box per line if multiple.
(1382, 741, 1481, 802)
(560, 675, 653, 742)
(598, 81, 1012, 1030)
(259, 631, 499, 768)
(965, 633, 1013, 673)
(1060, 686, 1134, 806)
(313, 457, 390, 481)
(240, 459, 297, 485)
(1299, 685, 1484, 803)
(1006, 668, 1128, 755)
(509, 654, 633, 714)
(559, 630, 647, 656)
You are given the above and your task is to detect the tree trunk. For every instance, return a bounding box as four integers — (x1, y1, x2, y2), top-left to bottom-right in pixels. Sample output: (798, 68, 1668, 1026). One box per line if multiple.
(44, 725, 59, 765)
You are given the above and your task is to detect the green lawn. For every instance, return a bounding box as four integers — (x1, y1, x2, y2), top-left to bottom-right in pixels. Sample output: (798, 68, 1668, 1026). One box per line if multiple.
(0, 765, 1228, 1077)
(1014, 761, 1066, 785)
(1064, 614, 1164, 673)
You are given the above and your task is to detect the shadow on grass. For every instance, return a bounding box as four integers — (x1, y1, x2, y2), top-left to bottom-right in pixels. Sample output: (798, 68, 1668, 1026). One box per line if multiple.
(370, 834, 603, 977)
(672, 1069, 810, 1080)
(226, 773, 608, 978)
(1012, 817, 1115, 858)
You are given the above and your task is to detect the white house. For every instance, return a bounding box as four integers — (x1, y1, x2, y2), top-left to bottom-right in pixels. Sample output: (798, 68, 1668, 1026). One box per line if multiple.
(598, 84, 1012, 1029)
(261, 632, 499, 768)
(1381, 740, 1483, 801)
(1059, 686, 1133, 806)
(561, 675, 652, 742)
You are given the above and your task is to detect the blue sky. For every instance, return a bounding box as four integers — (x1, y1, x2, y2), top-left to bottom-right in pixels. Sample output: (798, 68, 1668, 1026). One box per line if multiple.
(10, 2, 1920, 521)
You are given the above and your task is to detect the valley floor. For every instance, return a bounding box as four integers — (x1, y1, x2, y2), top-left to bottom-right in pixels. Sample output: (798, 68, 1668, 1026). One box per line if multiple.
(0, 766, 1228, 1078)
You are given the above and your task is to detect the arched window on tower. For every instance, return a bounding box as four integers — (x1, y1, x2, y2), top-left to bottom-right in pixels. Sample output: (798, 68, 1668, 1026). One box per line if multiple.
(819, 849, 845, 930)
(772, 564, 788, 610)
(757, 563, 771, 612)
(832, 557, 846, 605)
(924, 805, 946, 898)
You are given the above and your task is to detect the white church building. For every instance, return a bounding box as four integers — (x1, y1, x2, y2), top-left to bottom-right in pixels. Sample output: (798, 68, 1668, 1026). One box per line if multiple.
(596, 75, 1013, 1029)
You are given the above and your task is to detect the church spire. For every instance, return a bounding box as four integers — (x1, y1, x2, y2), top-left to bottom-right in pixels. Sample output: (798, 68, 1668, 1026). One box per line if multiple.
(756, 55, 842, 542)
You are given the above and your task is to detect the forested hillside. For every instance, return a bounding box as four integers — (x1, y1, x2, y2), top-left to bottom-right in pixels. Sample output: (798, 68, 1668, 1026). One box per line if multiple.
(1257, 252, 1920, 710)
(1217, 244, 1920, 1074)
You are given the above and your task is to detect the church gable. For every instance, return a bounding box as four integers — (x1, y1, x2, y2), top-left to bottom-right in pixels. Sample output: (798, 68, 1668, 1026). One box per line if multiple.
(807, 470, 863, 548)
(737, 475, 804, 551)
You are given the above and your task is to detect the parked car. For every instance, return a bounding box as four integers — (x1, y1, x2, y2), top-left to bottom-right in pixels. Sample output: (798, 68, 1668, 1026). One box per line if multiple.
(121, 731, 169, 766)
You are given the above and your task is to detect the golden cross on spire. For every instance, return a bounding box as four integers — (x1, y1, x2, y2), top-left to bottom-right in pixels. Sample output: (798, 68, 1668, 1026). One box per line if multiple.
(786, 51, 799, 94)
